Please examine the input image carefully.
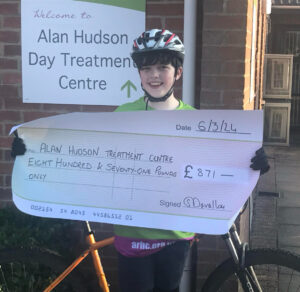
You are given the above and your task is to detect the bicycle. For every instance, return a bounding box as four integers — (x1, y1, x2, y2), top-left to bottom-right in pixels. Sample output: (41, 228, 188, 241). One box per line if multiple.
(0, 221, 113, 292)
(1, 220, 300, 291)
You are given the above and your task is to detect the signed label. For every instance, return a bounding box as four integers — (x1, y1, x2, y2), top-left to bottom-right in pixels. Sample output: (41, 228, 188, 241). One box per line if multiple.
(11, 110, 262, 234)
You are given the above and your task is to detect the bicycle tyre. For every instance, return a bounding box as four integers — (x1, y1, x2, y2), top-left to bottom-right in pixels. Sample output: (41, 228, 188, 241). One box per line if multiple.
(202, 248, 300, 292)
(0, 247, 88, 292)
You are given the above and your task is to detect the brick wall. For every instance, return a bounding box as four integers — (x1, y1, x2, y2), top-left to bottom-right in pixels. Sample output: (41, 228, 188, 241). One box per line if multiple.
(195, 1, 267, 290)
(200, 0, 248, 109)
(199, 0, 266, 111)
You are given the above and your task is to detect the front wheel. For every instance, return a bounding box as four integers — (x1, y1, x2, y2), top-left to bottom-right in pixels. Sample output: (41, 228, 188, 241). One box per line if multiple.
(0, 248, 87, 292)
(202, 248, 300, 292)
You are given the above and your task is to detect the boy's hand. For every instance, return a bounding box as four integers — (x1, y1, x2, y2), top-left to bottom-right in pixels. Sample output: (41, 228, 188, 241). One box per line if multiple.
(11, 132, 27, 158)
(250, 147, 270, 175)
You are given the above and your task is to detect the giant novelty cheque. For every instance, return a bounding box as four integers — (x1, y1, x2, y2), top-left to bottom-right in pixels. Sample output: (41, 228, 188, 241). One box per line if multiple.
(11, 110, 262, 234)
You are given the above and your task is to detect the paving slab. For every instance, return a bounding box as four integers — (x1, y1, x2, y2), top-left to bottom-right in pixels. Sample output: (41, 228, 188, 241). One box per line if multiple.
(278, 224, 300, 248)
(278, 207, 300, 225)
(278, 191, 300, 208)
(253, 146, 300, 255)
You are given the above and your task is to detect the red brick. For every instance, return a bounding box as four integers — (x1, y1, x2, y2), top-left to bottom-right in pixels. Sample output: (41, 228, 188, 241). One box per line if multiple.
(0, 140, 13, 154)
(202, 46, 245, 61)
(221, 61, 245, 75)
(221, 76, 245, 90)
(146, 3, 184, 17)
(200, 90, 222, 104)
(200, 103, 225, 109)
(203, 0, 224, 13)
(204, 15, 247, 30)
(4, 45, 21, 56)
(4, 123, 16, 136)
(225, 31, 246, 45)
(201, 61, 222, 74)
(42, 103, 81, 112)
(3, 17, 21, 29)
(4, 97, 41, 110)
(81, 105, 116, 112)
(1, 138, 14, 151)
(0, 188, 12, 201)
(0, 3, 19, 15)
(146, 17, 163, 29)
(1, 72, 22, 84)
(5, 175, 12, 187)
(165, 17, 184, 31)
(226, 0, 248, 13)
(201, 76, 244, 90)
(0, 31, 20, 43)
(0, 110, 21, 122)
(3, 149, 12, 162)
(0, 85, 19, 98)
(23, 111, 58, 122)
(204, 31, 226, 45)
(223, 90, 244, 105)
(0, 58, 18, 69)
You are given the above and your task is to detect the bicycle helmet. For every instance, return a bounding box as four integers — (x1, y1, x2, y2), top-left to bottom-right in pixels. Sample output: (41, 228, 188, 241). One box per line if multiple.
(131, 29, 185, 103)
(131, 29, 185, 64)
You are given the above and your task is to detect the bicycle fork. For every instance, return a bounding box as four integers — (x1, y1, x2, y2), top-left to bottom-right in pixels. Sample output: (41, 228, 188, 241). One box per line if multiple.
(222, 224, 263, 292)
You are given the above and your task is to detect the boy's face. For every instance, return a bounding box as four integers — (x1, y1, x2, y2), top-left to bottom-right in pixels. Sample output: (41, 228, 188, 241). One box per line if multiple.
(139, 63, 182, 99)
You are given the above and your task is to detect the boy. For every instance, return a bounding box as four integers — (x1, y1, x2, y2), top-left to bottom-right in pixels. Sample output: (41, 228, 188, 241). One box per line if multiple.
(11, 29, 269, 292)
(112, 29, 269, 292)
(114, 29, 196, 292)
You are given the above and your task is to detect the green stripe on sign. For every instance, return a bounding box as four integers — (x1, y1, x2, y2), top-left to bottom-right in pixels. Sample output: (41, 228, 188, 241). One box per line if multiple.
(74, 0, 145, 12)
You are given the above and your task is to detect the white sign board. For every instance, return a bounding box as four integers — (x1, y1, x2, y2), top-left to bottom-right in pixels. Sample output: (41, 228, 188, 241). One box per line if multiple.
(21, 0, 145, 105)
(11, 110, 263, 234)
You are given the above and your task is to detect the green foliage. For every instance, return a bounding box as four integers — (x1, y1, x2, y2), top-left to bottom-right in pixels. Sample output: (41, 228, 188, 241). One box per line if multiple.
(0, 206, 78, 256)
(0, 207, 86, 291)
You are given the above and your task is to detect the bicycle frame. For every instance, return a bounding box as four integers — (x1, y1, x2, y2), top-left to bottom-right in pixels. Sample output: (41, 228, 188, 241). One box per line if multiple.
(42, 220, 262, 292)
(43, 221, 114, 292)
(221, 224, 262, 292)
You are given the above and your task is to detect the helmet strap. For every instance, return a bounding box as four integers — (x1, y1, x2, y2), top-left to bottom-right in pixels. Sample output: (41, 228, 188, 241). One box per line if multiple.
(141, 74, 177, 103)
(142, 84, 174, 103)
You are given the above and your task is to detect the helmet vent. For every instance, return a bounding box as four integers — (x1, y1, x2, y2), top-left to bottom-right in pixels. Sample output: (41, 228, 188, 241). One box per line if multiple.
(164, 34, 172, 42)
(154, 31, 161, 41)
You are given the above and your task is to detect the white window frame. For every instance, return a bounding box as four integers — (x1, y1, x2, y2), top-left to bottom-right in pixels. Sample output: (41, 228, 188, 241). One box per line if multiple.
(263, 54, 293, 98)
(263, 102, 291, 146)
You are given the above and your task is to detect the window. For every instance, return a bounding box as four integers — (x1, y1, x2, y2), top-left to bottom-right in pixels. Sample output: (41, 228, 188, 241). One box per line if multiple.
(264, 54, 293, 98)
(263, 102, 291, 145)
